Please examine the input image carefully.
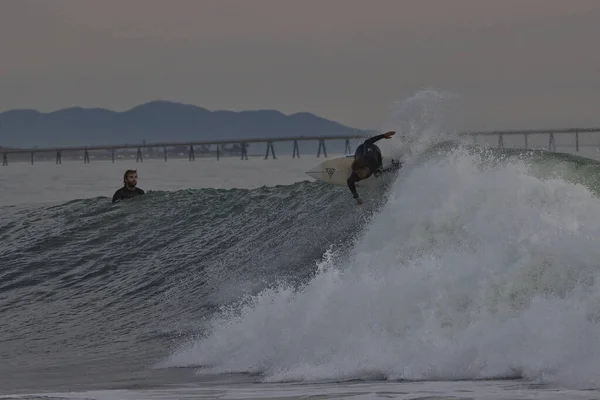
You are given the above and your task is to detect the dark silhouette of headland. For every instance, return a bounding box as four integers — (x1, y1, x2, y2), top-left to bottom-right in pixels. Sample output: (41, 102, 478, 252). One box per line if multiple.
(0, 100, 367, 149)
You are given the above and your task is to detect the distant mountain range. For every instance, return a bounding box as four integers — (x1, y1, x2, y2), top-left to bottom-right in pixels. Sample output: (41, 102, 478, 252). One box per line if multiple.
(0, 100, 369, 148)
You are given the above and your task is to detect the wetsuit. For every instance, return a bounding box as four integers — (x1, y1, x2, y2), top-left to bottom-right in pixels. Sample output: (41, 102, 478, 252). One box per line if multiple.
(112, 187, 145, 203)
(346, 134, 388, 199)
(354, 135, 385, 172)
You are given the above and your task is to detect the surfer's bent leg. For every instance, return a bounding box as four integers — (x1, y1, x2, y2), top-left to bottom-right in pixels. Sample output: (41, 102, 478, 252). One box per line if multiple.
(347, 172, 360, 199)
(373, 147, 383, 175)
(381, 160, 402, 173)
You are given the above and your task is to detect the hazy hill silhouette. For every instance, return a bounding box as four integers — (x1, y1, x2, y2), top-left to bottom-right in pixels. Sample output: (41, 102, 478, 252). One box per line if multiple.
(0, 101, 368, 148)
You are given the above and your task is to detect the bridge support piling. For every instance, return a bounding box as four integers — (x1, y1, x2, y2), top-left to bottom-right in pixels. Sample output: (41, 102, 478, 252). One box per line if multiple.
(136, 147, 143, 162)
(264, 141, 276, 159)
(189, 145, 195, 161)
(56, 151, 62, 164)
(576, 131, 580, 152)
(524, 133, 528, 149)
(216, 144, 220, 160)
(344, 139, 352, 155)
(111, 149, 115, 163)
(549, 133, 555, 151)
(164, 147, 168, 162)
(292, 140, 300, 158)
(31, 152, 34, 165)
(317, 139, 328, 158)
(497, 134, 504, 149)
(2, 153, 7, 166)
(84, 148, 90, 163)
(241, 143, 248, 160)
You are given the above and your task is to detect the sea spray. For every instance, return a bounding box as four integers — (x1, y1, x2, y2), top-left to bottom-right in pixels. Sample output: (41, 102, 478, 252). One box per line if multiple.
(163, 119, 600, 390)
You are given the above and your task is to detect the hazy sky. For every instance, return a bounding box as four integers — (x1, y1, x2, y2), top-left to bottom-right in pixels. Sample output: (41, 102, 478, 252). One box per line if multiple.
(2, 0, 600, 130)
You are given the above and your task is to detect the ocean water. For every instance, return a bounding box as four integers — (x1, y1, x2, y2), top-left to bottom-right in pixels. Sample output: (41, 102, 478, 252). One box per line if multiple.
(4, 92, 600, 400)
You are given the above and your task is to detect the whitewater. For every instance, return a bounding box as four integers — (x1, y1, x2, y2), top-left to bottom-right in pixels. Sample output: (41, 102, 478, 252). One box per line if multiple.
(3, 91, 600, 399)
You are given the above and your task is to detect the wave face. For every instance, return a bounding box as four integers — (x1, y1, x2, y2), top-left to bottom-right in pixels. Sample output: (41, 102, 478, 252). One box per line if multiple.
(4, 91, 600, 392)
(0, 179, 392, 392)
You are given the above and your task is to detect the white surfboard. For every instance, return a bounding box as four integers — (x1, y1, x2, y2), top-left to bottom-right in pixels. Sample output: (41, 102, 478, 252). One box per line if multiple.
(305, 156, 361, 186)
(306, 156, 398, 187)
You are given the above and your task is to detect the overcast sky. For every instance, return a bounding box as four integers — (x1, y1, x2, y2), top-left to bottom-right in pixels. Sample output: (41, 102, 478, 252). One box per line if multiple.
(1, 0, 599, 131)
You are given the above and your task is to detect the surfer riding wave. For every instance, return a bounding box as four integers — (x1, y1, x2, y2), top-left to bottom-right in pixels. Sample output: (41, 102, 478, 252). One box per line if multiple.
(347, 131, 401, 205)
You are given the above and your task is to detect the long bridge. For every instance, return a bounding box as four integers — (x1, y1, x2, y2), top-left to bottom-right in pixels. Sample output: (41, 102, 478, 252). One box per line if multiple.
(2, 128, 600, 165)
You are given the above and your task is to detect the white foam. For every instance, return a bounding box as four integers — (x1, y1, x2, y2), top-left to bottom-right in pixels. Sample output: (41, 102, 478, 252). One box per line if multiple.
(162, 93, 600, 390)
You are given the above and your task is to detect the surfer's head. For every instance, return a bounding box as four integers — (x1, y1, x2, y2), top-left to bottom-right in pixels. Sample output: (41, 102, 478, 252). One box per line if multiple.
(123, 169, 138, 189)
(351, 159, 371, 179)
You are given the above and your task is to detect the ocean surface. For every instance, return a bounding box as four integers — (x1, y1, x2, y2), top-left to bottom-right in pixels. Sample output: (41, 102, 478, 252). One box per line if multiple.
(4, 94, 600, 399)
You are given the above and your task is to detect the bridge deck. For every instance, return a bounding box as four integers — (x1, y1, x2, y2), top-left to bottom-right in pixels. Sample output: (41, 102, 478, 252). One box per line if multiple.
(2, 127, 600, 156)
(1, 134, 367, 154)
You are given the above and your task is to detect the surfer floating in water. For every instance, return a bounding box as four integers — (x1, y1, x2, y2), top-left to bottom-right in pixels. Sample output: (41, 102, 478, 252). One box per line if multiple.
(112, 169, 145, 203)
(347, 131, 401, 205)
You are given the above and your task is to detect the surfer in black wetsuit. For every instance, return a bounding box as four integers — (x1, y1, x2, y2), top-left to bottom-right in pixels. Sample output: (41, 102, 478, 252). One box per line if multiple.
(112, 169, 145, 203)
(347, 131, 401, 205)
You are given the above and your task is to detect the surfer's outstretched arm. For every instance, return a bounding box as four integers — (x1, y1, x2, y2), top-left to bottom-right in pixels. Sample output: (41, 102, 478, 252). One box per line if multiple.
(363, 131, 395, 146)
